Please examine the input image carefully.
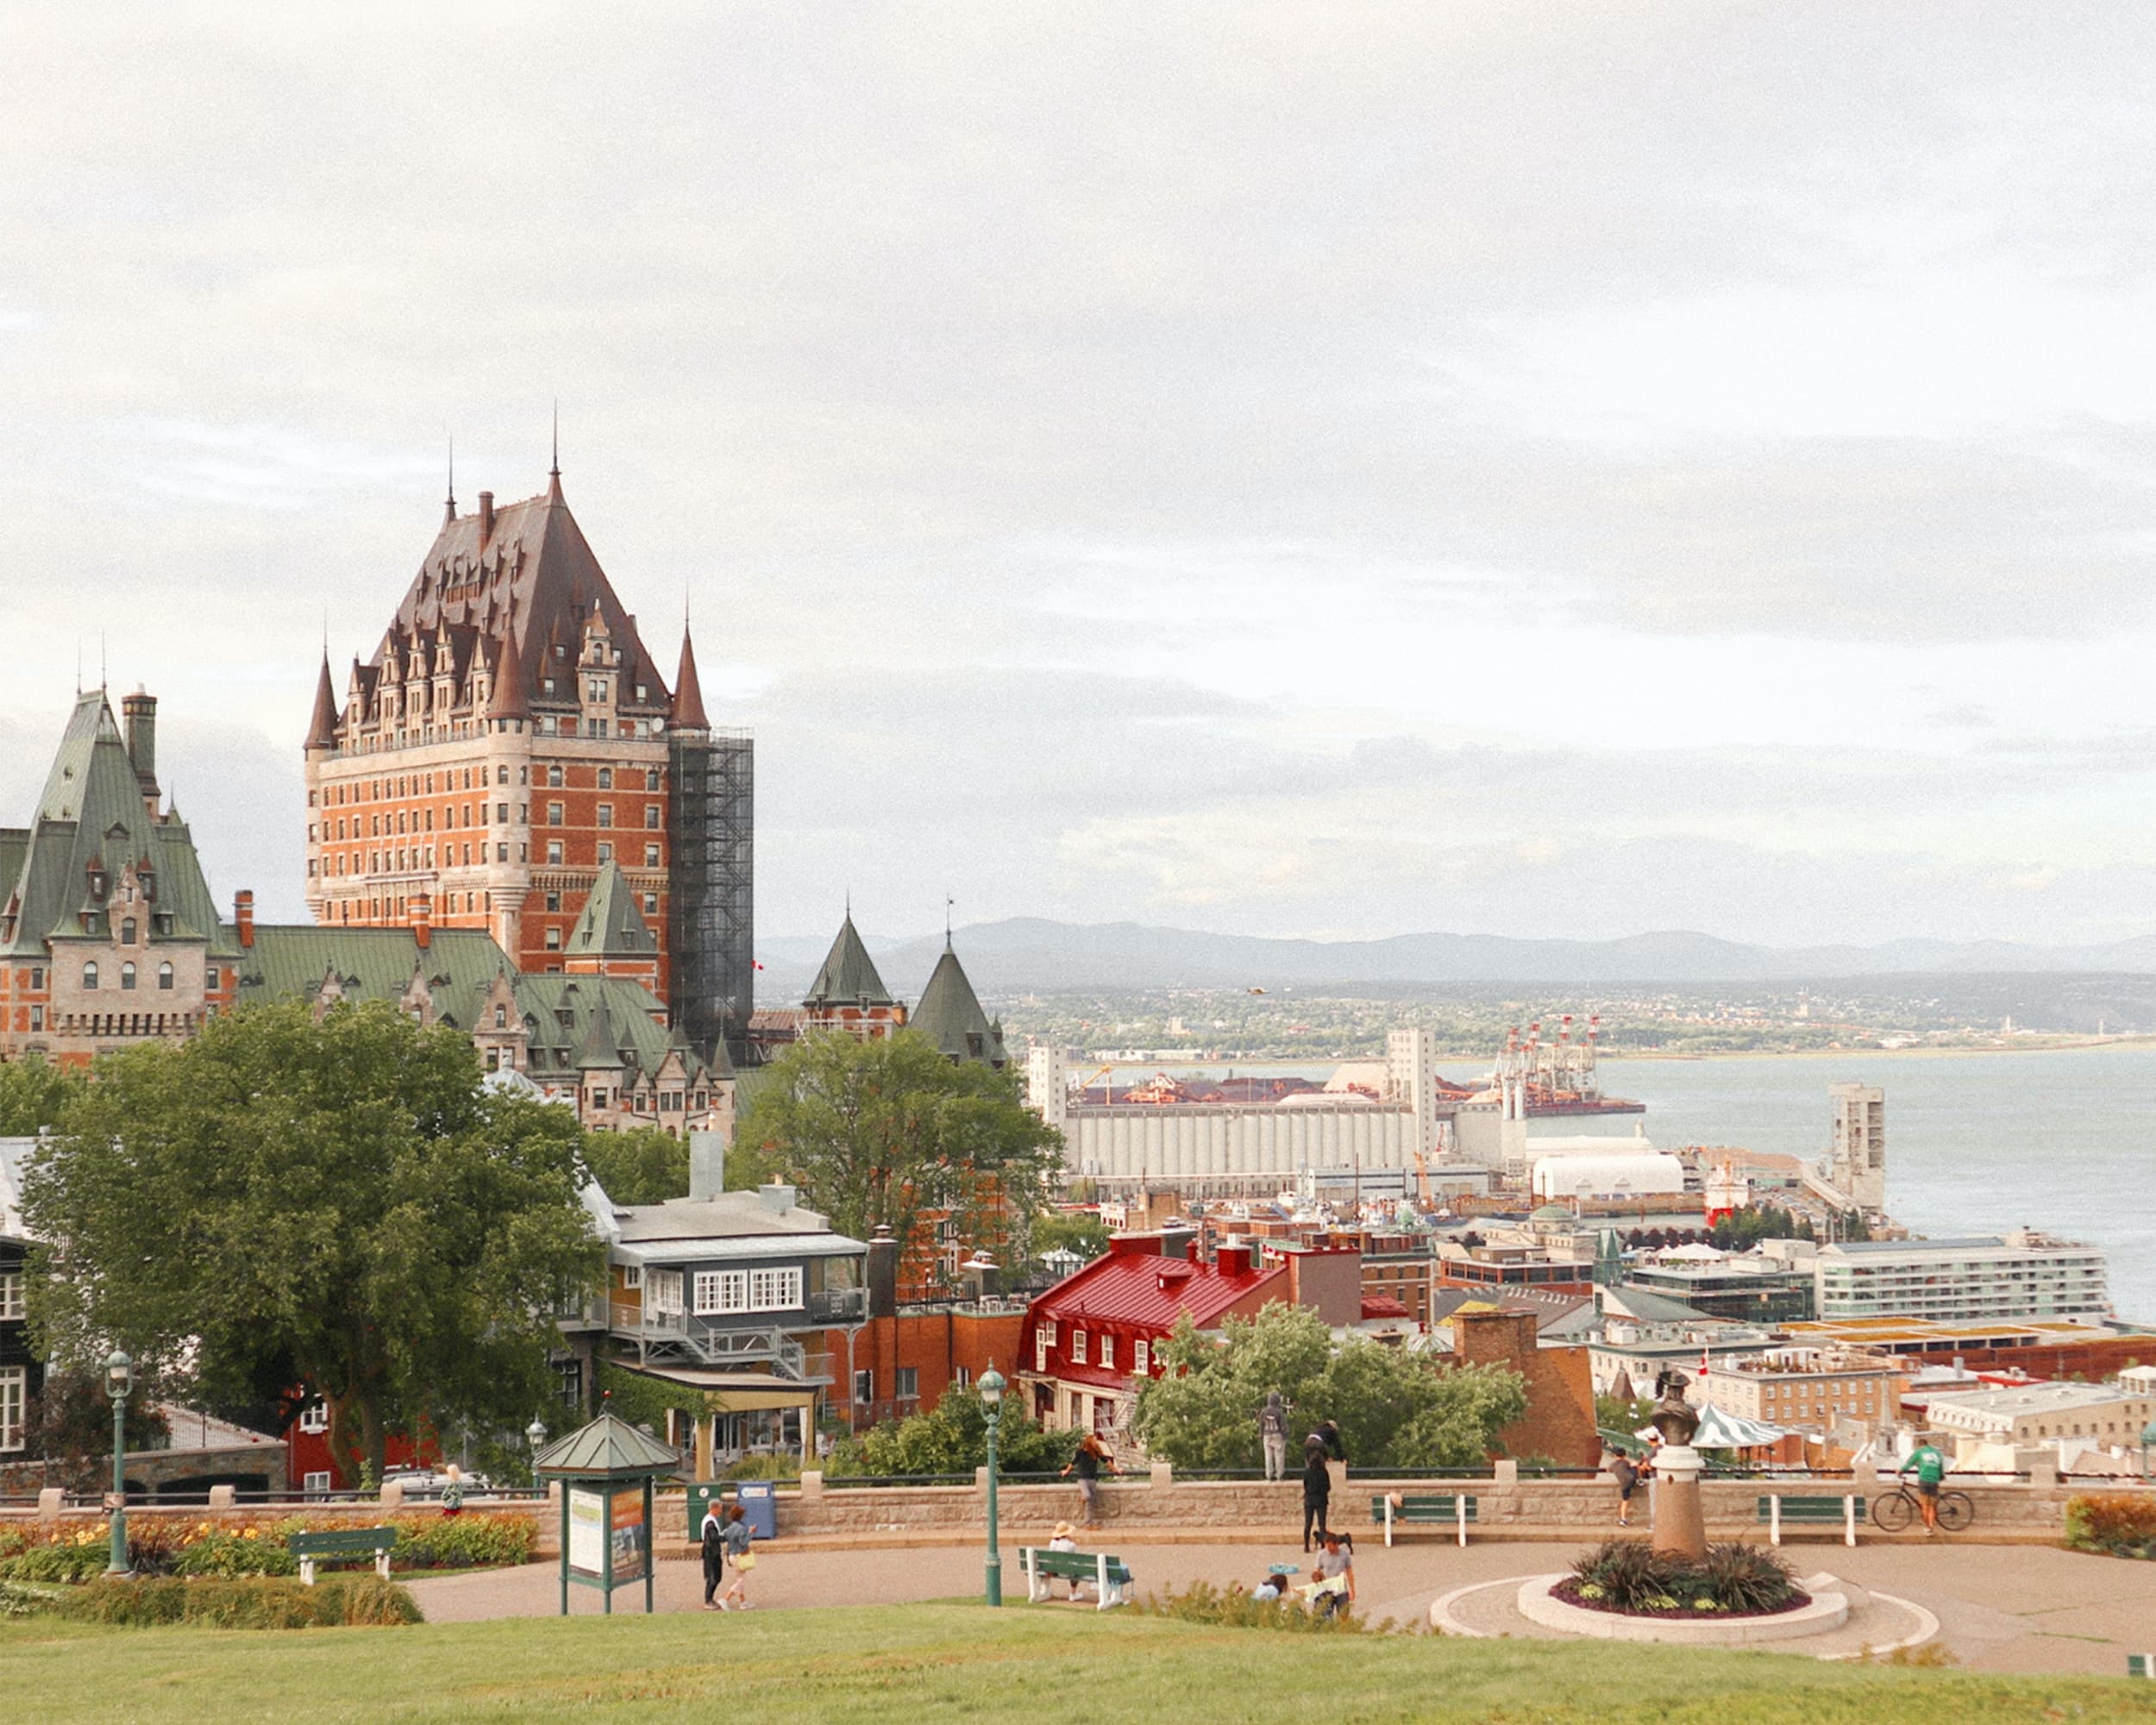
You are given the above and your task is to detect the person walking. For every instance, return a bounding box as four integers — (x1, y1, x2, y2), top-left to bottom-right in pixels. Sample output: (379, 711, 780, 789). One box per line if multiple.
(1604, 1449, 1640, 1527)
(699, 1500, 726, 1609)
(717, 1504, 756, 1609)
(1259, 1393, 1290, 1481)
(1062, 1431, 1117, 1530)
(440, 1463, 465, 1520)
(1300, 1440, 1332, 1552)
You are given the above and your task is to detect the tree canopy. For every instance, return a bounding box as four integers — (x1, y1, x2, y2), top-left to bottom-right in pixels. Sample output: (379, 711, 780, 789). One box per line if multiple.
(832, 1383, 1071, 1477)
(0, 1052, 85, 1136)
(1131, 1302, 1526, 1471)
(579, 1123, 691, 1207)
(743, 1030, 1064, 1283)
(22, 1000, 604, 1483)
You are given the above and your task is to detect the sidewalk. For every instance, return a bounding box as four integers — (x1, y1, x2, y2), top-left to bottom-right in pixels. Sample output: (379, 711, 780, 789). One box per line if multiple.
(405, 1539, 2156, 1677)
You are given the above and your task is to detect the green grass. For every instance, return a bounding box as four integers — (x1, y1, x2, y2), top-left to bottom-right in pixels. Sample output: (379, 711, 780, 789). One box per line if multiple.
(4, 1603, 2155, 1724)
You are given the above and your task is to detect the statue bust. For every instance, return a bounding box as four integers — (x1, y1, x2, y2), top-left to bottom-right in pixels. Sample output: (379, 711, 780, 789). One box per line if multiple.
(1648, 1370, 1701, 1448)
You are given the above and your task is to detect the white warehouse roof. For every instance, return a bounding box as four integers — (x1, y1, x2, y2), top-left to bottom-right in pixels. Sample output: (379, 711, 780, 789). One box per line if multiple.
(1532, 1152, 1687, 1201)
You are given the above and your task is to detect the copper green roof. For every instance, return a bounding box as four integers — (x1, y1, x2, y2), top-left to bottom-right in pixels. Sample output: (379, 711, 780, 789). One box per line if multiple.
(516, 973, 712, 1086)
(3, 692, 236, 960)
(910, 942, 1006, 1066)
(803, 913, 892, 1010)
(533, 1410, 680, 1479)
(565, 860, 656, 959)
(233, 925, 516, 1028)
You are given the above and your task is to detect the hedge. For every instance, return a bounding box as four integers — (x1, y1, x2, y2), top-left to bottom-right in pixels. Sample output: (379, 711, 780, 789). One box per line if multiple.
(53, 1575, 421, 1628)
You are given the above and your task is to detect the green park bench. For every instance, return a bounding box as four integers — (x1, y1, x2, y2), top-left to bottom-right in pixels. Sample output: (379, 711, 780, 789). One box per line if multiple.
(287, 1526, 398, 1585)
(2128, 1653, 2153, 1679)
(1371, 1492, 1477, 1547)
(1757, 1493, 1862, 1547)
(1018, 1546, 1131, 1610)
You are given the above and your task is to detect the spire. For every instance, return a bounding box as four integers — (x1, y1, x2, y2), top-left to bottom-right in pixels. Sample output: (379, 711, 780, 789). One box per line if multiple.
(444, 433, 456, 523)
(912, 939, 1006, 1068)
(673, 624, 711, 730)
(547, 400, 562, 503)
(305, 652, 341, 750)
(805, 912, 893, 1010)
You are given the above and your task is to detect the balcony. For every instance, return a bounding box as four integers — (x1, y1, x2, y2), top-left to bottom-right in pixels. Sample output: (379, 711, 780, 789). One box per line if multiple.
(605, 1301, 824, 1380)
(806, 1288, 868, 1325)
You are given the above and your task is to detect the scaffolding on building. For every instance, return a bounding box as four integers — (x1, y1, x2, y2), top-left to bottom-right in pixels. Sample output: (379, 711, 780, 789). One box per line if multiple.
(669, 727, 755, 1066)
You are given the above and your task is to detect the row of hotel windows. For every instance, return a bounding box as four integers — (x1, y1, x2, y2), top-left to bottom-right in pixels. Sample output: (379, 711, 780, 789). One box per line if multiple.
(312, 764, 661, 807)
(316, 838, 662, 876)
(78, 961, 179, 990)
(624, 1264, 804, 1316)
(318, 806, 661, 841)
(1033, 1320, 1150, 1377)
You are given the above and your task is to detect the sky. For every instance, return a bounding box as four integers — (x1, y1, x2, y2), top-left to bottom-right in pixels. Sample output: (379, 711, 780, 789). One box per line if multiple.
(7, 3, 2156, 950)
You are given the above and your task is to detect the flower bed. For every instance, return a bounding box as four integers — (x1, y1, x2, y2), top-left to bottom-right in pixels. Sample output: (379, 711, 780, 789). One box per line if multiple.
(0, 1511, 535, 1584)
(1561, 1539, 1804, 1619)
(2065, 1493, 2156, 1560)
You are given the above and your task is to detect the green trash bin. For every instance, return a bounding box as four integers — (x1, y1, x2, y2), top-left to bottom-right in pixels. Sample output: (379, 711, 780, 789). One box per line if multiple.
(687, 1482, 730, 1539)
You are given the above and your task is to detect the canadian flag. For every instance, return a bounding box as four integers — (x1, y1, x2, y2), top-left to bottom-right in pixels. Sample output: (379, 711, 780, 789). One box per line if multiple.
(752, 959, 766, 972)
(1700, 1345, 1710, 1380)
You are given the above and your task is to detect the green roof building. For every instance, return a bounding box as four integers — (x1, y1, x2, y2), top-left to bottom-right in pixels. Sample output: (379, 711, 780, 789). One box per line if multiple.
(909, 939, 1006, 1069)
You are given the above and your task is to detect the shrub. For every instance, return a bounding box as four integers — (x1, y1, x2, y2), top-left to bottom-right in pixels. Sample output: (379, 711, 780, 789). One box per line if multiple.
(1567, 1540, 1797, 1616)
(53, 1575, 419, 1628)
(721, 1453, 802, 1482)
(0, 1534, 110, 1584)
(2065, 1494, 2156, 1559)
(1133, 1580, 1388, 1634)
(171, 1527, 298, 1578)
(391, 1513, 535, 1571)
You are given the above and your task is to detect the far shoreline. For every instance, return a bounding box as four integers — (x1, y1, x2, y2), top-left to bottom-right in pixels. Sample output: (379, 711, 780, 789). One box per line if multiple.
(1071, 1038, 2156, 1070)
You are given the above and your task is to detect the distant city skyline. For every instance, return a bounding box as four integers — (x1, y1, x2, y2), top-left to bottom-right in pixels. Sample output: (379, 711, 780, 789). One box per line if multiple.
(8, 8, 2156, 948)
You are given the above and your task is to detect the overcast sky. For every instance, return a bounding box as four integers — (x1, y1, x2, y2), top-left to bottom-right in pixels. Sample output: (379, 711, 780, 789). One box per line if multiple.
(7, 3, 2156, 950)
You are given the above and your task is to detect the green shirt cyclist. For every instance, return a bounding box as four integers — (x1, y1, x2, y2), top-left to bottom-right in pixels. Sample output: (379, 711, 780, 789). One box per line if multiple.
(1898, 1442, 1946, 1532)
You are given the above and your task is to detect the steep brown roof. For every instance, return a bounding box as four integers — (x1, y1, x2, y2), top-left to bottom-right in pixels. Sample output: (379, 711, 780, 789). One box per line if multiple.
(371, 475, 671, 718)
(674, 624, 710, 731)
(304, 655, 341, 750)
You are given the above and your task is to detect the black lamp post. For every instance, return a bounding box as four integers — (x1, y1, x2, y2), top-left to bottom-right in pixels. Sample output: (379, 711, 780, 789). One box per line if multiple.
(103, 1349, 133, 1578)
(980, 1361, 1006, 1607)
(527, 1417, 548, 1485)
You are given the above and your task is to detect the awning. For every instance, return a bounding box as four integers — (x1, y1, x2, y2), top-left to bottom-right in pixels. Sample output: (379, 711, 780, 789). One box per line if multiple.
(611, 1362, 817, 1413)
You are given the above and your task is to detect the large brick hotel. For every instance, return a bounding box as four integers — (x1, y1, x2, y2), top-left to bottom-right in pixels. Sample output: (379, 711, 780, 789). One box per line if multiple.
(300, 460, 754, 1061)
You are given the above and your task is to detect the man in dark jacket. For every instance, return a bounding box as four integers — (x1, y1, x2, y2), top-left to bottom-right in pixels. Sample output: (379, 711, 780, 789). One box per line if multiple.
(699, 1501, 726, 1609)
(1301, 1443, 1332, 1552)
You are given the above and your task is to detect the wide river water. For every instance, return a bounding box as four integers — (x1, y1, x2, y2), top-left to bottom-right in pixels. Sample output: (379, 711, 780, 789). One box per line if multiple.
(1109, 1047, 2156, 1322)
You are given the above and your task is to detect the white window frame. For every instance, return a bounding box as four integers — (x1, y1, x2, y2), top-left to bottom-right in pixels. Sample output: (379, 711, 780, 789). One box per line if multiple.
(648, 1268, 684, 1320)
(620, 1264, 643, 1289)
(303, 1470, 332, 1496)
(1098, 1333, 1114, 1371)
(1035, 1329, 1050, 1372)
(0, 1270, 22, 1321)
(298, 1402, 330, 1434)
(1071, 1330, 1088, 1365)
(1133, 1339, 1150, 1377)
(0, 1365, 22, 1452)
(748, 1266, 802, 1313)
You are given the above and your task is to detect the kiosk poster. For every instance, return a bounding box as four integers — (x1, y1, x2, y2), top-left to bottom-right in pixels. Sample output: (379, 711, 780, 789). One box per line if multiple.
(611, 1490, 647, 1583)
(567, 1488, 605, 1577)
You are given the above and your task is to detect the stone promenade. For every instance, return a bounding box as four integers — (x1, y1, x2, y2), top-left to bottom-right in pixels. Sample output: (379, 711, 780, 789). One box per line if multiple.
(406, 1537, 2156, 1678)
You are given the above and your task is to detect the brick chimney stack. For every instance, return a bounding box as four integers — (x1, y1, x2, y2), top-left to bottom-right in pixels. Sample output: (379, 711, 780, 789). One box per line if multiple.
(410, 893, 433, 950)
(477, 491, 494, 548)
(234, 890, 254, 949)
(121, 689, 159, 804)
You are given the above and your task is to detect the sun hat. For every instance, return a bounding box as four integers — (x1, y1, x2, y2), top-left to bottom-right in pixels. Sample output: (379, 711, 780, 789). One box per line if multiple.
(1051, 1521, 1075, 1538)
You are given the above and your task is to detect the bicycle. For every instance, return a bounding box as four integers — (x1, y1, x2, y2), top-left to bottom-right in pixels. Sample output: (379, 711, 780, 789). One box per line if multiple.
(1871, 1482, 1974, 1533)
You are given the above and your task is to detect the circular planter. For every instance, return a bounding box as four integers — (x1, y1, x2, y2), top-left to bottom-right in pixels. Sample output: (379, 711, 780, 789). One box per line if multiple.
(1514, 1573, 1851, 1646)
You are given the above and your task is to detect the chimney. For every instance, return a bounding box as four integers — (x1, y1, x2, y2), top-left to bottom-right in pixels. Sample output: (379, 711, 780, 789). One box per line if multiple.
(686, 1129, 726, 1201)
(234, 890, 254, 949)
(410, 893, 432, 950)
(757, 1181, 797, 1215)
(867, 1224, 899, 1320)
(1160, 1226, 1191, 1261)
(122, 690, 159, 800)
(1218, 1244, 1252, 1277)
(477, 491, 495, 547)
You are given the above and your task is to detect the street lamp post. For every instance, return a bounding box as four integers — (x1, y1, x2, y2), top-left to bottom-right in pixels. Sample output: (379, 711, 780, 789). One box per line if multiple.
(527, 1418, 548, 1486)
(103, 1349, 133, 1578)
(979, 1362, 1005, 1607)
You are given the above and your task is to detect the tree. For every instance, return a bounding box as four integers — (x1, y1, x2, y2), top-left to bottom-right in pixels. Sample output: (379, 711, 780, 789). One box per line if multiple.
(831, 1384, 1071, 1477)
(0, 1053, 85, 1135)
(1028, 1209, 1110, 1276)
(23, 1000, 605, 1484)
(1131, 1302, 1526, 1471)
(0, 1369, 170, 1494)
(580, 1124, 690, 1206)
(747, 1031, 1064, 1281)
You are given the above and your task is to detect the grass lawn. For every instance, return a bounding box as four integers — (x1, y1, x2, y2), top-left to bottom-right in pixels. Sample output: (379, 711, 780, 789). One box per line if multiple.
(5, 1602, 2155, 1725)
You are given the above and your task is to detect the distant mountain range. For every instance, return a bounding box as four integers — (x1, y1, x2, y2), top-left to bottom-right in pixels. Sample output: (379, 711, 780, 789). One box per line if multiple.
(755, 918, 2156, 997)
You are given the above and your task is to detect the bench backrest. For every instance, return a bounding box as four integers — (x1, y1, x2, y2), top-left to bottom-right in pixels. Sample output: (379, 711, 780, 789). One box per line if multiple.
(2129, 1653, 2153, 1680)
(1369, 1494, 1478, 1519)
(1026, 1548, 1131, 1581)
(1755, 1495, 1863, 1515)
(287, 1527, 398, 1557)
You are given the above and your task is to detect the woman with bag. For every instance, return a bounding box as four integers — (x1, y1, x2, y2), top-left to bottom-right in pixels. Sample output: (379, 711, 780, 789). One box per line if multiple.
(717, 1504, 757, 1610)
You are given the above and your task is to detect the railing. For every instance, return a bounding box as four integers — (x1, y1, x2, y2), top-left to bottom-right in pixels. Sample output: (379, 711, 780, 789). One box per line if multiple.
(806, 1288, 868, 1324)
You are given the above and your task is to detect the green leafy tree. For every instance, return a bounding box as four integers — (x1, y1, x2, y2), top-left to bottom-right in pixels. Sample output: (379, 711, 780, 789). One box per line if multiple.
(0, 1053, 85, 1135)
(0, 1369, 171, 1493)
(23, 1000, 605, 1484)
(832, 1384, 1070, 1477)
(1131, 1302, 1526, 1470)
(580, 1124, 690, 1206)
(1706, 1204, 1816, 1251)
(748, 1031, 1064, 1283)
(1028, 1209, 1110, 1276)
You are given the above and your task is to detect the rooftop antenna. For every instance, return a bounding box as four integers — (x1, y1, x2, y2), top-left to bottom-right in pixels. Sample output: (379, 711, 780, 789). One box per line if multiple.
(550, 398, 560, 480)
(100, 630, 107, 691)
(445, 432, 456, 518)
(945, 895, 955, 947)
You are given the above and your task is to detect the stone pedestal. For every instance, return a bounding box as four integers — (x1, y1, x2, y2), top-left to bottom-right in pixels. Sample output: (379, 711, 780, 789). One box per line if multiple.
(1650, 1446, 1706, 1560)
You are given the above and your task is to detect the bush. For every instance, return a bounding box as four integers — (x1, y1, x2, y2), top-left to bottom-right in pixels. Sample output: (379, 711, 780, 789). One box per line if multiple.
(0, 1534, 110, 1584)
(1131, 1580, 1390, 1634)
(720, 1453, 802, 1482)
(2065, 1493, 2156, 1559)
(1567, 1540, 1798, 1617)
(171, 1528, 298, 1578)
(53, 1575, 419, 1628)
(391, 1514, 535, 1570)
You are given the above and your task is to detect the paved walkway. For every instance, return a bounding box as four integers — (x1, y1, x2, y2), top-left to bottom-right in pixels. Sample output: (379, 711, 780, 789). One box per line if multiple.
(406, 1538, 2156, 1677)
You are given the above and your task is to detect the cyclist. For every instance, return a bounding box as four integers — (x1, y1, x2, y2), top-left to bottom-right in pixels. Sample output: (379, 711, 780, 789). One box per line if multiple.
(1898, 1439, 1949, 1534)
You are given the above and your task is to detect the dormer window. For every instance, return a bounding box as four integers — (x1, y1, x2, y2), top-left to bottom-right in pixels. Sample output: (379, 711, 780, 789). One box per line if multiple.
(120, 919, 137, 944)
(88, 870, 107, 900)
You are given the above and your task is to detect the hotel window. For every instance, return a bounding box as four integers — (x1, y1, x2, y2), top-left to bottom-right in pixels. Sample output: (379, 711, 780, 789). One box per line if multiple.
(597, 844, 613, 863)
(547, 841, 564, 864)
(158, 963, 173, 990)
(1070, 1331, 1088, 1364)
(0, 1367, 24, 1452)
(83, 961, 98, 990)
(643, 894, 658, 913)
(646, 768, 661, 791)
(644, 844, 661, 868)
(205, 967, 219, 989)
(546, 892, 562, 913)
(120, 919, 136, 944)
(548, 765, 564, 787)
(548, 803, 563, 825)
(598, 768, 613, 789)
(596, 805, 613, 829)
(544, 928, 561, 950)
(645, 805, 661, 828)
